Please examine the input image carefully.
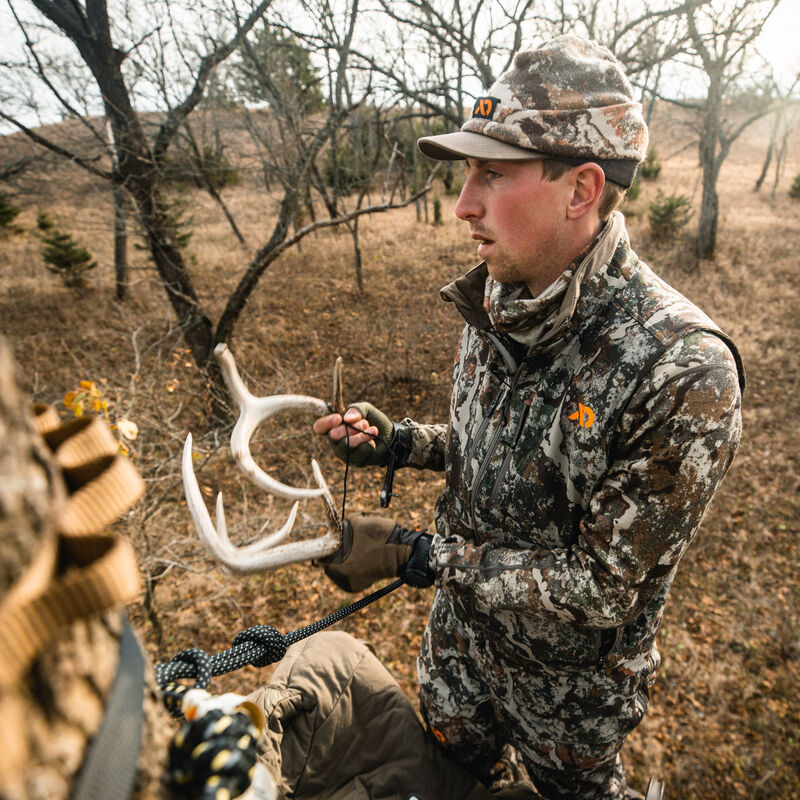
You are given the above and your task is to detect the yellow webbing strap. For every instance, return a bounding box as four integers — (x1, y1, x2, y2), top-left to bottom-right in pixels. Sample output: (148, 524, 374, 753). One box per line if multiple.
(0, 409, 144, 690)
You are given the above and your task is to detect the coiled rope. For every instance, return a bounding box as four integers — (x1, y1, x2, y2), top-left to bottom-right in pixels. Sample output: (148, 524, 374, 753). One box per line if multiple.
(156, 577, 403, 695)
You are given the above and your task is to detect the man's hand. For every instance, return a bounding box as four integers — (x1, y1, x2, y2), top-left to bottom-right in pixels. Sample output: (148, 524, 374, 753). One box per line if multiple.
(313, 402, 408, 468)
(321, 513, 434, 592)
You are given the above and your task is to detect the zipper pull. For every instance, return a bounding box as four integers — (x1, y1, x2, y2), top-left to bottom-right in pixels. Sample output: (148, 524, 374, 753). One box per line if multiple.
(502, 400, 531, 448)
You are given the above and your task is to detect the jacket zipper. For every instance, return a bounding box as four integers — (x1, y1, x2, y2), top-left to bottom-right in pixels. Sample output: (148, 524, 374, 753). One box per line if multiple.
(469, 365, 526, 534)
(489, 400, 531, 505)
(465, 387, 505, 483)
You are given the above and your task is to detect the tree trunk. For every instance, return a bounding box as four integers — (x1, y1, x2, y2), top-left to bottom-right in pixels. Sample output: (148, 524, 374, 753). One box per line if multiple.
(754, 111, 781, 192)
(697, 162, 720, 260)
(107, 121, 129, 300)
(134, 187, 216, 365)
(350, 218, 364, 293)
(113, 183, 128, 299)
(696, 89, 724, 260)
(769, 129, 790, 207)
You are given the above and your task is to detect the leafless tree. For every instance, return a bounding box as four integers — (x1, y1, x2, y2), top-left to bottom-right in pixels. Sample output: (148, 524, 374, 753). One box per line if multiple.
(754, 94, 799, 197)
(1, 0, 274, 371)
(1, 0, 433, 410)
(658, 0, 785, 259)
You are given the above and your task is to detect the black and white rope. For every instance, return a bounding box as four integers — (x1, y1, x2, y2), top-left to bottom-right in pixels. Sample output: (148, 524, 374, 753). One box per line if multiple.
(155, 578, 404, 693)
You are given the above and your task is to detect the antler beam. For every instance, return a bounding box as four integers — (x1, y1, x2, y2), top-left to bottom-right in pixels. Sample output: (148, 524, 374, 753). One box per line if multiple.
(182, 344, 342, 574)
(216, 343, 330, 501)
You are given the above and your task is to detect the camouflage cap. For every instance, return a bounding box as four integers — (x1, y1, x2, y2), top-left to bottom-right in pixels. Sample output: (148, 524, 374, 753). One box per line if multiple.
(418, 34, 648, 187)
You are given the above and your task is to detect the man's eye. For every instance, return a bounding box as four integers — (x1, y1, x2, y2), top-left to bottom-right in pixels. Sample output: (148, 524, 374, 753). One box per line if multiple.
(486, 170, 502, 180)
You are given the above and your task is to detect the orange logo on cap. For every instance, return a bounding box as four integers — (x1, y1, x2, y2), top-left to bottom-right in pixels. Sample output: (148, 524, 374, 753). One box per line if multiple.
(472, 96, 499, 120)
(569, 403, 595, 429)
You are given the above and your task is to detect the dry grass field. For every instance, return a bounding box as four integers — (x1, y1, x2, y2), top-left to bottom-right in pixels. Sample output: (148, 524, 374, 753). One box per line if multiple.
(1, 114, 798, 799)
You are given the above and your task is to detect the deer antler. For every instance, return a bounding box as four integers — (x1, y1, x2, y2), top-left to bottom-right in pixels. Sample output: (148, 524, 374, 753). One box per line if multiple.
(182, 344, 343, 574)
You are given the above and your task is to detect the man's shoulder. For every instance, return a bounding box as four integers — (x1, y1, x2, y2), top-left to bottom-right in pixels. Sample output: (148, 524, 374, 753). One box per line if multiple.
(608, 245, 745, 393)
(611, 246, 720, 346)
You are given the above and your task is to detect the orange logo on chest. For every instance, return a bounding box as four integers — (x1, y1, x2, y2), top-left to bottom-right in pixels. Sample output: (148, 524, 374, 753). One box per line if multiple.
(569, 403, 595, 429)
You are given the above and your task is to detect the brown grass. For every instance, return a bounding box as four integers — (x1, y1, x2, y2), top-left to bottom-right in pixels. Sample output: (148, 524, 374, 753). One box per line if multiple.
(1, 114, 799, 799)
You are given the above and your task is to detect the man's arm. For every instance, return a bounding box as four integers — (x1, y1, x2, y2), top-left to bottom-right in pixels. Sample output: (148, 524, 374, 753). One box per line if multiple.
(430, 334, 743, 628)
(399, 419, 448, 471)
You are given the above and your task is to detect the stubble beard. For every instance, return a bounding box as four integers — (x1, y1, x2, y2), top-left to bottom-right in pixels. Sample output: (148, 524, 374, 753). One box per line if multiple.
(486, 235, 567, 297)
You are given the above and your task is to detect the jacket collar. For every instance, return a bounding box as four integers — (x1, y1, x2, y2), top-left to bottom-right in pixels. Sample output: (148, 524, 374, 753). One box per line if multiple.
(440, 212, 627, 356)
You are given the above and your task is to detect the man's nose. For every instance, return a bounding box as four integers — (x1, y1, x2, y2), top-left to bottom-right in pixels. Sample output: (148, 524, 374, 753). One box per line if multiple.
(454, 174, 483, 221)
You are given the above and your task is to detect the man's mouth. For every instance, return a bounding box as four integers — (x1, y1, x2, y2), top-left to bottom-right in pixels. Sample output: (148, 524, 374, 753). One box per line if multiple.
(470, 231, 494, 258)
(471, 231, 494, 253)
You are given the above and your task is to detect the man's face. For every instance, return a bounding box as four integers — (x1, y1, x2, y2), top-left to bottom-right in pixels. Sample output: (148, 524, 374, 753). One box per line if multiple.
(455, 158, 574, 296)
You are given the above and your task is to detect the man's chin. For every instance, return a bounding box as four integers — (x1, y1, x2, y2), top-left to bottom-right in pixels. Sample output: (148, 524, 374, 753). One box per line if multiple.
(486, 262, 517, 284)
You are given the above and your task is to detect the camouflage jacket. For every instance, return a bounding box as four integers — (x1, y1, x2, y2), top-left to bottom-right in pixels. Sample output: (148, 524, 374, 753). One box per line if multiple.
(403, 216, 744, 670)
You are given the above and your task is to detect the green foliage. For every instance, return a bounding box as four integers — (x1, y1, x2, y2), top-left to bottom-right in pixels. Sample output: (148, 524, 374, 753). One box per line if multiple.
(432, 196, 443, 226)
(235, 22, 323, 113)
(0, 194, 22, 232)
(168, 205, 194, 250)
(640, 148, 662, 180)
(789, 173, 800, 200)
(134, 196, 193, 259)
(648, 191, 692, 239)
(36, 210, 55, 231)
(42, 229, 97, 288)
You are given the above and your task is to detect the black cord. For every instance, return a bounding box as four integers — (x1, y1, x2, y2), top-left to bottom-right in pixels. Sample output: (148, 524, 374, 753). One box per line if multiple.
(342, 419, 351, 528)
(156, 578, 405, 704)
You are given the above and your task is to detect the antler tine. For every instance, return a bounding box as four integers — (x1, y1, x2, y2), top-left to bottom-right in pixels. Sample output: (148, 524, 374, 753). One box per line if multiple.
(182, 434, 341, 574)
(215, 343, 328, 501)
(332, 356, 345, 416)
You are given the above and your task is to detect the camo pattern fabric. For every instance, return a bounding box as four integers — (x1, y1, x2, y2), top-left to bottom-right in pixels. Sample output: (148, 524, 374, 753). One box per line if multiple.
(462, 35, 648, 163)
(403, 222, 743, 799)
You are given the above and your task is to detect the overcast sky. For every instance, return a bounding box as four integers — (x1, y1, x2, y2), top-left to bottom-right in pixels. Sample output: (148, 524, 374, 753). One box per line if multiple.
(0, 0, 798, 134)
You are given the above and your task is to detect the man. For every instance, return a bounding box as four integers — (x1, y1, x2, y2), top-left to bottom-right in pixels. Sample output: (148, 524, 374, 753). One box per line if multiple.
(314, 35, 743, 800)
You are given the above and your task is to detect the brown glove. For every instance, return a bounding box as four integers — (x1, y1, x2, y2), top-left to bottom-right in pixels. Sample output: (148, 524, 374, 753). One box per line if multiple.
(321, 513, 434, 593)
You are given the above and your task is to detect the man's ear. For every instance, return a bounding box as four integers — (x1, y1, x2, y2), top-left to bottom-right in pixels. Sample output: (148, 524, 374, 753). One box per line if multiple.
(566, 163, 605, 220)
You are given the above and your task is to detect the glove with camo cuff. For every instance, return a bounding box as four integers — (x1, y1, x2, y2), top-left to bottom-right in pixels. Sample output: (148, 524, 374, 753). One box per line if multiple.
(329, 402, 411, 468)
(321, 513, 434, 592)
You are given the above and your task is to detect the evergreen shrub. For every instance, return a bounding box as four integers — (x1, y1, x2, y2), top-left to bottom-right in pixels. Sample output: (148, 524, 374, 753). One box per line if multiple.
(640, 148, 662, 180)
(648, 191, 692, 240)
(433, 197, 443, 226)
(0, 194, 22, 232)
(42, 229, 97, 288)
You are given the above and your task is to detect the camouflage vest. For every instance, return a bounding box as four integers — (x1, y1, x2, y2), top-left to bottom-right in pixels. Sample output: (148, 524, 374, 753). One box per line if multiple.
(433, 234, 744, 668)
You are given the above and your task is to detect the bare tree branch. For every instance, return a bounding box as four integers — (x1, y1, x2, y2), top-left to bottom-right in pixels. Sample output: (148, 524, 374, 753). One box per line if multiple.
(152, 0, 274, 164)
(0, 109, 111, 179)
